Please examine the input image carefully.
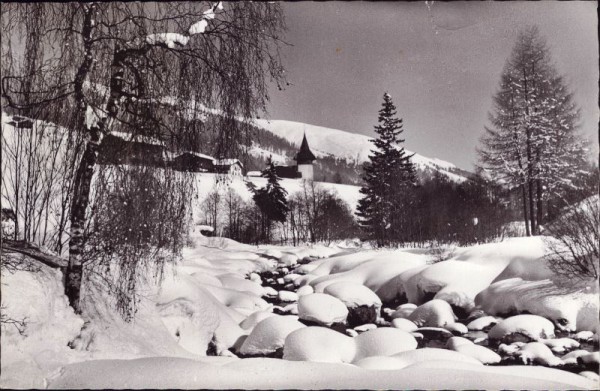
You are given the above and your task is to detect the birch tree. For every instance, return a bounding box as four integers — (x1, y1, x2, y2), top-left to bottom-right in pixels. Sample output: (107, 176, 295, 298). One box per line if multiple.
(2, 2, 286, 313)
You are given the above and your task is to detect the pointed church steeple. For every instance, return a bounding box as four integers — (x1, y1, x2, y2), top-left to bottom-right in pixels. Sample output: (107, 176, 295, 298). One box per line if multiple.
(295, 132, 316, 164)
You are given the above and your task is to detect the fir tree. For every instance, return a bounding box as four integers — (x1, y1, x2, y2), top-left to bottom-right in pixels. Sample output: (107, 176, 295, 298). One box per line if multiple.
(247, 156, 288, 242)
(356, 93, 416, 246)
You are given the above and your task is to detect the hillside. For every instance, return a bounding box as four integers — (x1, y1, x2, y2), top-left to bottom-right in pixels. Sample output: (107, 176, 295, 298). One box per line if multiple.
(251, 118, 474, 184)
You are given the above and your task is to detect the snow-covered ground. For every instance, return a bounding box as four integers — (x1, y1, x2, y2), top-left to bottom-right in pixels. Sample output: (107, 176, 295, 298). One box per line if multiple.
(1, 233, 598, 389)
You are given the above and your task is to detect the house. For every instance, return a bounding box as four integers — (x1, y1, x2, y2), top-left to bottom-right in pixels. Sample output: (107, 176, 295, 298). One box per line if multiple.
(98, 132, 167, 167)
(214, 159, 243, 177)
(170, 152, 215, 172)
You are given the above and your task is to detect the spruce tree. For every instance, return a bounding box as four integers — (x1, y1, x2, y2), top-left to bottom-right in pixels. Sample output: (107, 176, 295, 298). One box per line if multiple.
(247, 156, 288, 242)
(356, 93, 416, 246)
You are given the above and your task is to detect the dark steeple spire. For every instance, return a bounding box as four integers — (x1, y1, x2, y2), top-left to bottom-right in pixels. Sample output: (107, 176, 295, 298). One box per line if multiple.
(295, 132, 316, 164)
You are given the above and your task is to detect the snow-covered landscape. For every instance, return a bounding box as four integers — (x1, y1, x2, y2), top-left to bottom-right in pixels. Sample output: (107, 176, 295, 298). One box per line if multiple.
(2, 230, 599, 389)
(1, 1, 598, 390)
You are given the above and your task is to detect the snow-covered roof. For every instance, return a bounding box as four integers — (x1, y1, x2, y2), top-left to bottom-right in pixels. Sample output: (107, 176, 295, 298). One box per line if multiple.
(175, 151, 215, 161)
(215, 158, 243, 167)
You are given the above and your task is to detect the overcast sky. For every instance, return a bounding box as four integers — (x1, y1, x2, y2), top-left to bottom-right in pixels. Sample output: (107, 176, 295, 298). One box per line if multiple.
(265, 1, 598, 170)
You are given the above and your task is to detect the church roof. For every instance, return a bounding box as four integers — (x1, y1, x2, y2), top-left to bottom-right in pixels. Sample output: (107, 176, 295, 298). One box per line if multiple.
(295, 133, 316, 164)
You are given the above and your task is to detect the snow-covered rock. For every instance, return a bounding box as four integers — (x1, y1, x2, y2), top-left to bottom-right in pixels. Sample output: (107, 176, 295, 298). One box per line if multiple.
(391, 318, 418, 333)
(446, 336, 473, 350)
(408, 300, 456, 327)
(475, 277, 599, 332)
(488, 315, 555, 343)
(467, 316, 498, 331)
(444, 322, 468, 335)
(540, 338, 580, 354)
(561, 349, 590, 365)
(323, 282, 382, 309)
(452, 344, 502, 364)
(296, 285, 314, 297)
(354, 323, 377, 333)
(353, 328, 417, 361)
(279, 254, 298, 266)
(239, 310, 276, 331)
(517, 342, 563, 366)
(283, 327, 356, 363)
(278, 290, 299, 302)
(297, 294, 348, 326)
(239, 316, 305, 356)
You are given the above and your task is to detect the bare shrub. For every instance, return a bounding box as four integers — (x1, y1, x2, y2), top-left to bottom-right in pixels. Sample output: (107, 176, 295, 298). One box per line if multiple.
(544, 196, 599, 280)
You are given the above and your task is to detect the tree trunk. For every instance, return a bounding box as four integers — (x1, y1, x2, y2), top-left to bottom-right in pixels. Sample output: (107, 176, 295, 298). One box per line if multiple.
(536, 178, 543, 230)
(521, 184, 531, 236)
(528, 179, 537, 235)
(66, 130, 101, 313)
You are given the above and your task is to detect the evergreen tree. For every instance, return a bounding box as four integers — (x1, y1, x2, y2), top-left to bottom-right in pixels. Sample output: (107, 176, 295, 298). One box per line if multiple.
(247, 156, 288, 242)
(479, 27, 588, 236)
(356, 93, 416, 246)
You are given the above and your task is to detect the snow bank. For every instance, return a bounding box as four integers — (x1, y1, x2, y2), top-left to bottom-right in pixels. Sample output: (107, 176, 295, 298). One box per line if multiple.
(48, 355, 598, 389)
(1, 263, 84, 388)
(297, 293, 348, 326)
(476, 278, 599, 332)
(283, 327, 356, 363)
(239, 316, 305, 356)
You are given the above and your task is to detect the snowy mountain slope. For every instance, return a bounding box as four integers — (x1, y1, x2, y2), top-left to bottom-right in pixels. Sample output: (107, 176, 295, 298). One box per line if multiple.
(253, 118, 472, 183)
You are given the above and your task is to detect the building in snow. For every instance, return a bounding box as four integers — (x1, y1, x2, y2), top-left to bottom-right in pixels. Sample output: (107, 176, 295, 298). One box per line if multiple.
(214, 159, 244, 177)
(98, 132, 167, 167)
(295, 133, 317, 180)
(170, 152, 215, 172)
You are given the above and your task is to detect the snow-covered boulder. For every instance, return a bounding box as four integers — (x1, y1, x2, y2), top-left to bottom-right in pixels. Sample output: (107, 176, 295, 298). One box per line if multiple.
(452, 344, 501, 364)
(408, 299, 456, 327)
(488, 315, 555, 343)
(279, 254, 298, 266)
(561, 349, 590, 365)
(240, 310, 276, 330)
(390, 303, 417, 320)
(239, 316, 305, 356)
(298, 294, 348, 326)
(475, 277, 599, 332)
(278, 291, 299, 303)
(391, 318, 418, 333)
(444, 322, 468, 335)
(467, 316, 498, 331)
(353, 328, 417, 361)
(517, 342, 563, 366)
(540, 338, 580, 354)
(446, 336, 473, 350)
(324, 282, 382, 326)
(296, 285, 314, 297)
(354, 323, 377, 333)
(283, 327, 356, 363)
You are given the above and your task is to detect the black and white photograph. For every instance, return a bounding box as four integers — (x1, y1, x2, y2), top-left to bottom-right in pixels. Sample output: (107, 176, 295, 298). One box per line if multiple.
(1, 1, 598, 389)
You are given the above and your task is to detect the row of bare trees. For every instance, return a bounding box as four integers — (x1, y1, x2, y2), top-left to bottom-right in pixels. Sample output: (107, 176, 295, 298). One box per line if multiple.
(199, 180, 359, 245)
(1, 1, 286, 315)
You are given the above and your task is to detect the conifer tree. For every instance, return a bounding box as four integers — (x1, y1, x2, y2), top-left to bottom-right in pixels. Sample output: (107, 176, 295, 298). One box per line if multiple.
(356, 93, 416, 246)
(479, 27, 588, 236)
(247, 156, 288, 242)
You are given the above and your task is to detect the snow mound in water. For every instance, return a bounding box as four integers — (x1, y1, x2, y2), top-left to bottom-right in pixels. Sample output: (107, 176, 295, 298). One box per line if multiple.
(408, 299, 456, 327)
(391, 318, 418, 332)
(488, 315, 555, 342)
(452, 344, 501, 364)
(296, 285, 314, 296)
(540, 338, 580, 354)
(297, 293, 348, 326)
(239, 316, 305, 356)
(278, 290, 299, 302)
(467, 316, 498, 331)
(239, 310, 276, 331)
(516, 342, 563, 366)
(283, 326, 417, 364)
(353, 328, 418, 361)
(283, 327, 356, 363)
(475, 277, 599, 332)
(323, 282, 382, 309)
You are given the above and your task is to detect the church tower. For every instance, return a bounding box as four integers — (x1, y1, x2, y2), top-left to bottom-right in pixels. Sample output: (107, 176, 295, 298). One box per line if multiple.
(295, 133, 316, 180)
